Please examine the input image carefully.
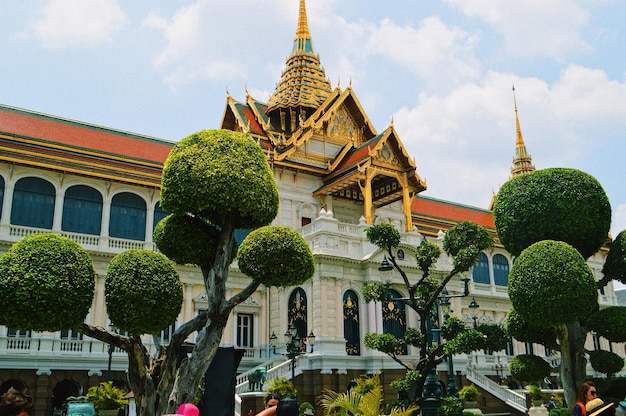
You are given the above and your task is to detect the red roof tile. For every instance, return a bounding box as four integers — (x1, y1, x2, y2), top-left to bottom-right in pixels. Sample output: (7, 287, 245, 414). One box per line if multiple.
(0, 105, 173, 163)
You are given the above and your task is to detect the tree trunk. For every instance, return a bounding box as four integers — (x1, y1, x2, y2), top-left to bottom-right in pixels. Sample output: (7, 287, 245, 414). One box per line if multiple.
(159, 218, 236, 415)
(559, 322, 588, 410)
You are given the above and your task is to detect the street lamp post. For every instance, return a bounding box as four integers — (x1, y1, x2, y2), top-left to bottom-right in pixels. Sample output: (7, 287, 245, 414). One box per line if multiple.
(438, 292, 459, 398)
(468, 298, 480, 368)
(280, 324, 315, 382)
(468, 297, 480, 328)
(106, 325, 116, 382)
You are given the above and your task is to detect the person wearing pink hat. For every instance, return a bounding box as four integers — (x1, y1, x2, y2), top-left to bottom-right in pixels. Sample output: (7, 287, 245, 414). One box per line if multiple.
(176, 403, 199, 416)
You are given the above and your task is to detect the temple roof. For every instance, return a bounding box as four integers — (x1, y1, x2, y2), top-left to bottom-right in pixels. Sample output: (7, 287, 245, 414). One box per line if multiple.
(0, 104, 173, 187)
(266, 0, 332, 115)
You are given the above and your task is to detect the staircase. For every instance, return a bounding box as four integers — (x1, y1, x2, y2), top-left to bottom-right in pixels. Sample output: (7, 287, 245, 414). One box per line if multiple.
(465, 366, 528, 414)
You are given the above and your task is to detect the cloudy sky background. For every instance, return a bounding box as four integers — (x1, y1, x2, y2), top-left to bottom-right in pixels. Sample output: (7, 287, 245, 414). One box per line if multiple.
(2, 1, 626, 253)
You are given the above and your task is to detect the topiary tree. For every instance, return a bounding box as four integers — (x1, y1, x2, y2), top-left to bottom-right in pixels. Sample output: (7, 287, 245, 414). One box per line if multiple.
(0, 129, 315, 416)
(362, 221, 508, 403)
(151, 129, 314, 414)
(0, 233, 95, 331)
(493, 167, 626, 409)
(509, 354, 552, 386)
(588, 350, 624, 378)
(493, 168, 611, 259)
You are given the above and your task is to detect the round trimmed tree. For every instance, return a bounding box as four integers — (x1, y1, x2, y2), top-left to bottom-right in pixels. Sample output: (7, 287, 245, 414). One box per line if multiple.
(237, 225, 314, 288)
(105, 250, 182, 335)
(508, 240, 598, 325)
(0, 233, 95, 331)
(493, 168, 610, 258)
(160, 129, 279, 228)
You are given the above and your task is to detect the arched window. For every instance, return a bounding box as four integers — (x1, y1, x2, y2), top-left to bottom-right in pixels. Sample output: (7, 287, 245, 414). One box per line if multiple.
(62, 185, 103, 235)
(0, 175, 4, 221)
(288, 288, 308, 343)
(343, 290, 360, 355)
(493, 254, 509, 286)
(383, 289, 407, 355)
(153, 201, 168, 231)
(11, 177, 55, 229)
(109, 192, 146, 241)
(472, 252, 490, 284)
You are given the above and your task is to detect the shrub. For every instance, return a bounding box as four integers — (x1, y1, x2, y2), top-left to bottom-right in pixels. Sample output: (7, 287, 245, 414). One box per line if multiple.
(459, 384, 480, 402)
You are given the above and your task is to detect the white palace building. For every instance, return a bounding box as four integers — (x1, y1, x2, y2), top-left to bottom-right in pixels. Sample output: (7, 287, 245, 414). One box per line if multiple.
(0, 1, 622, 415)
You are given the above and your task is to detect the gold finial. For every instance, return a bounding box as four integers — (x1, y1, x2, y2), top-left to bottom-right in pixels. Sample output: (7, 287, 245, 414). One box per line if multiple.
(510, 85, 535, 176)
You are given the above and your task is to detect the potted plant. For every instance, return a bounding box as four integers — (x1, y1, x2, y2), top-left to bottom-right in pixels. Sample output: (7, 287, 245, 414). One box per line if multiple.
(264, 376, 297, 399)
(459, 384, 481, 409)
(86, 381, 128, 415)
(528, 385, 544, 407)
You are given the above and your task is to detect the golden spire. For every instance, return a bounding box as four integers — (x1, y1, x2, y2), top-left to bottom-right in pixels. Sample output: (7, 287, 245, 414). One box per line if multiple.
(293, 0, 312, 53)
(266, 0, 332, 133)
(511, 85, 535, 176)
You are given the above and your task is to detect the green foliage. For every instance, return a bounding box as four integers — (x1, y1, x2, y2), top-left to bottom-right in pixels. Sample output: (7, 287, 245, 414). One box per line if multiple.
(475, 324, 509, 352)
(403, 327, 425, 347)
(264, 377, 296, 399)
(588, 350, 625, 376)
(86, 382, 128, 411)
(318, 372, 418, 416)
(506, 308, 558, 346)
(458, 384, 480, 402)
(603, 230, 626, 284)
(587, 306, 626, 343)
(493, 168, 611, 258)
(160, 129, 279, 229)
(438, 396, 462, 416)
(444, 330, 486, 355)
(300, 402, 315, 416)
(528, 385, 544, 400)
(0, 233, 95, 331)
(509, 354, 552, 384)
(441, 317, 466, 340)
(390, 370, 420, 393)
(364, 333, 400, 354)
(550, 408, 572, 416)
(508, 240, 598, 326)
(415, 241, 441, 273)
(153, 213, 236, 267)
(442, 221, 494, 271)
(362, 283, 388, 303)
(237, 225, 314, 287)
(105, 250, 183, 335)
(365, 223, 401, 251)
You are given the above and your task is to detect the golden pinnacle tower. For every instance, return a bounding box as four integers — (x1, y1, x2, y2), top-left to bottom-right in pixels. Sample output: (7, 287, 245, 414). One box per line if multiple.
(266, 0, 333, 134)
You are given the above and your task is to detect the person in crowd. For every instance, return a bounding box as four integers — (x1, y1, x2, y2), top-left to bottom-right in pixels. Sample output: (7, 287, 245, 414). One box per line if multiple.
(586, 398, 615, 416)
(548, 396, 557, 411)
(574, 382, 597, 416)
(256, 394, 282, 416)
(276, 398, 299, 416)
(0, 387, 33, 416)
(175, 403, 199, 416)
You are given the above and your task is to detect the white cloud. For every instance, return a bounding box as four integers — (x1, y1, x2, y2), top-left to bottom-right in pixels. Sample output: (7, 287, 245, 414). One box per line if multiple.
(444, 0, 591, 60)
(33, 0, 126, 48)
(364, 16, 481, 90)
(143, 0, 299, 86)
(392, 66, 626, 209)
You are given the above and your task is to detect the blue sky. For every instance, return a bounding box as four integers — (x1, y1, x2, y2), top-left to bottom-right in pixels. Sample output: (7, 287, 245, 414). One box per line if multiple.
(2, 1, 626, 244)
